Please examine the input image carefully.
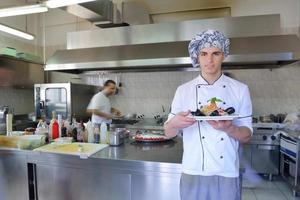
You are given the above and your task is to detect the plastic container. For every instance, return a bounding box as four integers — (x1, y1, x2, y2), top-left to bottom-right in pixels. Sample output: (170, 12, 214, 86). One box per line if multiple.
(100, 122, 107, 144)
(53, 137, 73, 144)
(35, 120, 49, 144)
(17, 135, 46, 150)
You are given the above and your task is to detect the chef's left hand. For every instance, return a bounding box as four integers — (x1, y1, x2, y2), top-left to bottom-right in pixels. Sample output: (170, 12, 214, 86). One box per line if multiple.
(112, 108, 122, 116)
(115, 110, 122, 116)
(207, 120, 233, 132)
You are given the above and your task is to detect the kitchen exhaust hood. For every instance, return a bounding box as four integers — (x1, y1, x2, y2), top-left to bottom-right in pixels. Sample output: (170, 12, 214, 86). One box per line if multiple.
(45, 14, 300, 73)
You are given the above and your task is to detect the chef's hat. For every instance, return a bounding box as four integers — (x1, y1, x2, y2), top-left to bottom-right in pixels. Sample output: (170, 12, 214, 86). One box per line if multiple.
(188, 29, 230, 67)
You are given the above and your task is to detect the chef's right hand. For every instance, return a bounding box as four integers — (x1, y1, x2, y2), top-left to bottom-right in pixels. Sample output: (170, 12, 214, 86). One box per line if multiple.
(164, 111, 196, 138)
(168, 111, 196, 129)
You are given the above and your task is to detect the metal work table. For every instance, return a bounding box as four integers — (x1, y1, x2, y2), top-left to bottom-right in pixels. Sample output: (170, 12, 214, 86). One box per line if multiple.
(92, 137, 182, 163)
(0, 136, 244, 200)
(0, 138, 183, 200)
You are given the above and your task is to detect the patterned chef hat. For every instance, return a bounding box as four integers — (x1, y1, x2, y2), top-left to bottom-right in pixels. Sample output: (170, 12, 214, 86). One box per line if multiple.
(188, 29, 230, 67)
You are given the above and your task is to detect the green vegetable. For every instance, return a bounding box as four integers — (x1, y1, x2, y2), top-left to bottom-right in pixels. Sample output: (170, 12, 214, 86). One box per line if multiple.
(207, 97, 223, 104)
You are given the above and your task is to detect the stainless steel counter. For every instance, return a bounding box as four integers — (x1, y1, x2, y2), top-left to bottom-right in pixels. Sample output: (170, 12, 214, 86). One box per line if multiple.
(0, 138, 183, 200)
(92, 137, 182, 163)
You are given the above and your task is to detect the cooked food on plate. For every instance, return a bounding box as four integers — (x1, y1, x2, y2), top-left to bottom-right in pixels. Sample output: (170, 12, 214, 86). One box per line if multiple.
(134, 134, 169, 141)
(191, 97, 235, 116)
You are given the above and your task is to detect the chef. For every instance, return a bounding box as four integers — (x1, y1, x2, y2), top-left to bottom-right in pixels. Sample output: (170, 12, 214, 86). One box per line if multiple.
(164, 30, 252, 200)
(86, 80, 121, 125)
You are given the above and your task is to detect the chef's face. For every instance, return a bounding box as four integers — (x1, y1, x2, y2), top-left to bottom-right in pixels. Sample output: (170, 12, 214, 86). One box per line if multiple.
(104, 83, 116, 96)
(198, 47, 225, 76)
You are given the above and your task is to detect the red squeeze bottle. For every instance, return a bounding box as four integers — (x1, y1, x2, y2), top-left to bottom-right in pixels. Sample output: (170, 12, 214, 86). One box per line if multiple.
(52, 120, 59, 140)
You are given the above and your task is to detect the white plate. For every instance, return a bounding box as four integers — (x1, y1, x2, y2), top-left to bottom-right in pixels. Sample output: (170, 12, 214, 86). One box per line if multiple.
(190, 114, 239, 121)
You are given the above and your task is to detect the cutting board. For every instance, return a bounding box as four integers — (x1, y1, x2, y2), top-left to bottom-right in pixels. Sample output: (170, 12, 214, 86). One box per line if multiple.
(33, 142, 108, 159)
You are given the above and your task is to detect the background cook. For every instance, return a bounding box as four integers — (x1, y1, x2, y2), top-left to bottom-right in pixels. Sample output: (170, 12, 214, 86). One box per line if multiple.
(86, 79, 121, 126)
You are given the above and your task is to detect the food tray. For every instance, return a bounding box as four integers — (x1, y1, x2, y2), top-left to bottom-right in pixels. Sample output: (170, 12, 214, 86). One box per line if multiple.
(133, 135, 175, 143)
(33, 142, 108, 159)
(190, 114, 239, 121)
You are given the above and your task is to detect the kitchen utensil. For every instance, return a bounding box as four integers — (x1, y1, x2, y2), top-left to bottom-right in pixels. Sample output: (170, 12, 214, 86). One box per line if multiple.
(276, 113, 286, 123)
(109, 131, 124, 146)
(259, 115, 272, 123)
(124, 113, 137, 119)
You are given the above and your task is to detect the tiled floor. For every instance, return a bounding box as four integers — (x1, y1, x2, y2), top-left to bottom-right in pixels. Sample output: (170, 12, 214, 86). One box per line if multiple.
(242, 175, 300, 200)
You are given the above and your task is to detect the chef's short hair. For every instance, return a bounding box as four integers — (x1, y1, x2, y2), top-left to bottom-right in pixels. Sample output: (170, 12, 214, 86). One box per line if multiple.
(104, 80, 116, 87)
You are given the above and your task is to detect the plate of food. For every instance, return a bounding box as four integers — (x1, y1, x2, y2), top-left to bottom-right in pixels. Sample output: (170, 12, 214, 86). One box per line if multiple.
(132, 130, 175, 142)
(189, 97, 238, 121)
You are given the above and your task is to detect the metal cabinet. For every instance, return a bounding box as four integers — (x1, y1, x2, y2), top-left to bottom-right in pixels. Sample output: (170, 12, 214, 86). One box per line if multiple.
(241, 144, 279, 180)
(252, 145, 279, 176)
(132, 174, 180, 200)
(36, 164, 131, 200)
(0, 151, 29, 200)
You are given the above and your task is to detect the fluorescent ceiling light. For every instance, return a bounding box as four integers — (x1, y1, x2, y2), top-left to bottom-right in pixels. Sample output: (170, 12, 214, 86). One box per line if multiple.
(0, 24, 34, 40)
(45, 0, 97, 8)
(0, 4, 48, 17)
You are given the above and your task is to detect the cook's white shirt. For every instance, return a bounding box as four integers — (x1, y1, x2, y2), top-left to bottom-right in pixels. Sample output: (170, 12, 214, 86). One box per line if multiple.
(87, 91, 112, 124)
(167, 74, 252, 177)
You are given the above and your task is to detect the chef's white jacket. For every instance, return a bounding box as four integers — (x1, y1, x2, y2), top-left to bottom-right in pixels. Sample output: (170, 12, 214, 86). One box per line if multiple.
(167, 74, 252, 177)
(87, 91, 112, 124)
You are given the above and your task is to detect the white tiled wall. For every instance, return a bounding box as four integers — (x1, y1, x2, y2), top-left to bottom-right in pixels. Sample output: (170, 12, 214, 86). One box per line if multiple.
(91, 62, 300, 118)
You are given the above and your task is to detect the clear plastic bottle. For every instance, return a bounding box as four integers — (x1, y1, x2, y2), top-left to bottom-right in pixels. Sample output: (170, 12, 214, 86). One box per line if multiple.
(86, 120, 94, 143)
(100, 122, 107, 144)
(57, 114, 62, 138)
(94, 125, 100, 143)
(75, 121, 83, 142)
(36, 119, 43, 129)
